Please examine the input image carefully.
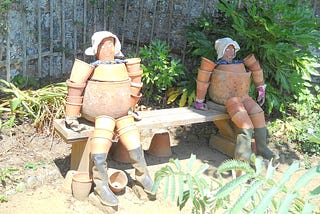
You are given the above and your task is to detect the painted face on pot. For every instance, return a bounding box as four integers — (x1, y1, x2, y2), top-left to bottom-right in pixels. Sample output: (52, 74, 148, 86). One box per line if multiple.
(97, 37, 115, 61)
(222, 45, 235, 62)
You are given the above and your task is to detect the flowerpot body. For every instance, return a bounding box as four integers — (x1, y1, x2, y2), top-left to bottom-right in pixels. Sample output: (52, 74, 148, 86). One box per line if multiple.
(115, 115, 134, 130)
(130, 82, 143, 96)
(128, 69, 143, 83)
(108, 169, 128, 193)
(147, 132, 172, 157)
(110, 141, 131, 163)
(208, 66, 251, 105)
(90, 137, 113, 154)
(125, 58, 141, 73)
(200, 57, 216, 72)
(130, 93, 142, 108)
(81, 79, 131, 122)
(72, 172, 92, 201)
(66, 96, 83, 104)
(197, 69, 212, 82)
(249, 112, 265, 128)
(117, 125, 141, 150)
(244, 54, 257, 67)
(66, 79, 86, 97)
(69, 59, 95, 83)
(247, 61, 261, 71)
(62, 170, 77, 194)
(196, 80, 210, 100)
(65, 102, 82, 117)
(91, 64, 129, 82)
(95, 115, 116, 130)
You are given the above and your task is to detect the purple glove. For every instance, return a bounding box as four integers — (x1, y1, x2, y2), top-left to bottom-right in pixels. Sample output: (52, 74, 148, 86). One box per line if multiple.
(257, 84, 266, 106)
(194, 100, 208, 111)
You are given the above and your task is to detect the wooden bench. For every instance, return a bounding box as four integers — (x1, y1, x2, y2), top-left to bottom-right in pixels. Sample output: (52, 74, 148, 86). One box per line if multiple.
(53, 101, 238, 172)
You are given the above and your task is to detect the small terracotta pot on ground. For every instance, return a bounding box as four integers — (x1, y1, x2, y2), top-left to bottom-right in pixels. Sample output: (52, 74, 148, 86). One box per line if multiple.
(71, 172, 92, 201)
(108, 169, 128, 193)
(69, 59, 95, 83)
(200, 57, 216, 72)
(147, 131, 172, 157)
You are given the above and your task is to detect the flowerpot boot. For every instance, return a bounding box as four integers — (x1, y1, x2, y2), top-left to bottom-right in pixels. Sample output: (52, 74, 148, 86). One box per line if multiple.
(128, 147, 154, 195)
(234, 128, 254, 163)
(92, 153, 119, 206)
(254, 127, 279, 160)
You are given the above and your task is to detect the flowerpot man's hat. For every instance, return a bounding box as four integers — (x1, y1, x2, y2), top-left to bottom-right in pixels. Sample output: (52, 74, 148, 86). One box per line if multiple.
(85, 31, 124, 57)
(215, 37, 240, 60)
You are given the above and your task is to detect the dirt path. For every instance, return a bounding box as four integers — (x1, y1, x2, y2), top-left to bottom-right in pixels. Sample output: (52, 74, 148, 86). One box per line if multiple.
(0, 122, 319, 213)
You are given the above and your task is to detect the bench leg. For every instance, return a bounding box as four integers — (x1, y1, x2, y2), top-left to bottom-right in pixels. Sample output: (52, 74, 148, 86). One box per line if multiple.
(209, 119, 237, 157)
(70, 139, 93, 172)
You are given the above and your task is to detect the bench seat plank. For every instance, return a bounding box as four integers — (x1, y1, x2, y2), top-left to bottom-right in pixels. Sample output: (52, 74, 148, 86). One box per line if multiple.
(54, 106, 229, 143)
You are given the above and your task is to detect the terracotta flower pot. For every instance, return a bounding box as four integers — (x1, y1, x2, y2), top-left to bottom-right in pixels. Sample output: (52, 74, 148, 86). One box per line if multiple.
(216, 63, 246, 73)
(81, 79, 131, 122)
(91, 63, 129, 82)
(128, 69, 143, 83)
(90, 137, 113, 154)
(130, 93, 142, 108)
(66, 96, 83, 104)
(200, 57, 216, 72)
(93, 128, 114, 140)
(249, 112, 265, 128)
(244, 54, 257, 67)
(116, 125, 141, 150)
(94, 115, 116, 130)
(130, 82, 143, 96)
(69, 59, 95, 83)
(196, 80, 210, 100)
(197, 69, 212, 82)
(65, 102, 82, 117)
(110, 141, 131, 163)
(108, 169, 128, 193)
(125, 58, 141, 73)
(115, 115, 134, 130)
(66, 79, 86, 97)
(71, 172, 92, 201)
(251, 69, 264, 86)
(147, 132, 172, 157)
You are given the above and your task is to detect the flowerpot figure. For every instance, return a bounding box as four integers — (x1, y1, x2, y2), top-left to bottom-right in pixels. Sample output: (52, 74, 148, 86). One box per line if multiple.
(64, 31, 154, 207)
(194, 37, 279, 163)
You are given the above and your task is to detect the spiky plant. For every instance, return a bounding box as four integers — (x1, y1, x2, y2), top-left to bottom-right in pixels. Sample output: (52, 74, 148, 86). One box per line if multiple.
(0, 79, 67, 132)
(152, 154, 320, 213)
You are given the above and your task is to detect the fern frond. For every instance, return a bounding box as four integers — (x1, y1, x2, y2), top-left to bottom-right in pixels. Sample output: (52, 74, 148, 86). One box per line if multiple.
(292, 166, 320, 192)
(229, 180, 263, 213)
(277, 193, 298, 214)
(217, 159, 255, 175)
(279, 161, 300, 186)
(253, 186, 281, 214)
(215, 173, 253, 199)
(186, 153, 196, 173)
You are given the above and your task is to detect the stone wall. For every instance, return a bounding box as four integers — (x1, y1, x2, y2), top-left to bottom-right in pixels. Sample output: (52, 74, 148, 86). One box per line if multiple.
(0, 0, 218, 81)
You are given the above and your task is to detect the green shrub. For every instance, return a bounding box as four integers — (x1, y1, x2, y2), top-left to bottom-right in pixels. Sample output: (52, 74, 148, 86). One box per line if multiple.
(138, 39, 185, 106)
(184, 0, 320, 113)
(152, 154, 320, 213)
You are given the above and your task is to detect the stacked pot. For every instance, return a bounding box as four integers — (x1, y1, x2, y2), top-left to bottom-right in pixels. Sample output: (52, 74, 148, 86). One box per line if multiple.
(195, 57, 216, 101)
(125, 58, 143, 109)
(243, 54, 264, 87)
(66, 59, 95, 117)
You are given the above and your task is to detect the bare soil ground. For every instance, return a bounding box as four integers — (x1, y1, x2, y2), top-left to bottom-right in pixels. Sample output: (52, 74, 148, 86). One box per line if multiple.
(0, 119, 319, 213)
